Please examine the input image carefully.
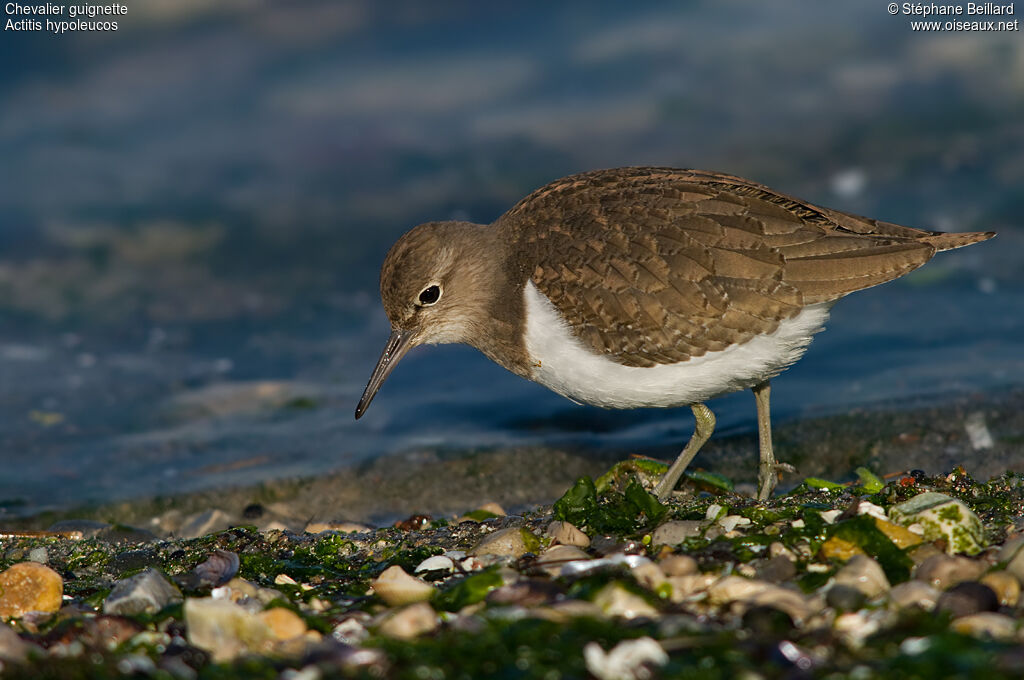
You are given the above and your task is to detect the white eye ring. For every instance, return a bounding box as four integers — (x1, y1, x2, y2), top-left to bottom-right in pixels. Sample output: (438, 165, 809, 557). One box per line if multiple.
(417, 283, 442, 306)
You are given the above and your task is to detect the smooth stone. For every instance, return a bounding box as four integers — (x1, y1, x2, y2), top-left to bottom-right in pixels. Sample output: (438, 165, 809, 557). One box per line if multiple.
(833, 555, 890, 599)
(658, 554, 697, 577)
(103, 568, 182, 616)
(744, 586, 815, 625)
(907, 542, 945, 566)
(0, 562, 63, 620)
(0, 623, 32, 662)
(827, 584, 868, 612)
(834, 610, 893, 649)
(371, 565, 436, 607)
(888, 492, 986, 555)
(914, 554, 985, 590)
(414, 555, 456, 574)
(756, 555, 797, 583)
(980, 571, 1020, 607)
(997, 536, 1024, 584)
(651, 521, 704, 546)
(708, 575, 772, 605)
(951, 612, 1017, 640)
(888, 581, 941, 611)
(184, 597, 272, 663)
(769, 542, 797, 561)
(468, 527, 536, 558)
(178, 509, 235, 540)
(257, 607, 307, 640)
(666, 574, 718, 603)
(536, 544, 591, 576)
(583, 637, 668, 680)
(630, 562, 668, 592)
(593, 583, 659, 619)
(27, 548, 47, 564)
(304, 521, 372, 535)
(546, 521, 590, 548)
(376, 602, 438, 639)
(935, 581, 999, 618)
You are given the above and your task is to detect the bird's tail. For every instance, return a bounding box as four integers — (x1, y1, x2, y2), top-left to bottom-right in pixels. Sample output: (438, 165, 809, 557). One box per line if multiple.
(923, 230, 996, 252)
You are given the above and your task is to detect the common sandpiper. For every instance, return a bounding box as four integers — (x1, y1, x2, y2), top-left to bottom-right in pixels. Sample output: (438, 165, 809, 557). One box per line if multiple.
(355, 167, 994, 501)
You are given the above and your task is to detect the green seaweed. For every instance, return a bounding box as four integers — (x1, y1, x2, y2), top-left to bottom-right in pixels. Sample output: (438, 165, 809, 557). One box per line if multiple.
(826, 515, 913, 583)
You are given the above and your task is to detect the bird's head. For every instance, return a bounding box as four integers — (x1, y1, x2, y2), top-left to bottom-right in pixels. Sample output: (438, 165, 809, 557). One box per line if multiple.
(355, 221, 493, 419)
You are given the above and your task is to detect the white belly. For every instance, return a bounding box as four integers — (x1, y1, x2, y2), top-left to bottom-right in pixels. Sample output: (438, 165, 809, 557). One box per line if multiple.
(522, 281, 831, 409)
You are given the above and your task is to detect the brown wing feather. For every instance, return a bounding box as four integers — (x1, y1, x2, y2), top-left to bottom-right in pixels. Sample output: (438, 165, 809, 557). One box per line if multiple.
(499, 167, 989, 367)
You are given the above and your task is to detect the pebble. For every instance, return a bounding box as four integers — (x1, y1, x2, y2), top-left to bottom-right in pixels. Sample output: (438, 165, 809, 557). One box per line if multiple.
(935, 581, 999, 618)
(376, 602, 438, 639)
(888, 581, 941, 611)
(834, 610, 892, 649)
(104, 568, 183, 616)
(827, 584, 867, 612)
(257, 607, 307, 640)
(666, 573, 718, 602)
(178, 509, 235, 539)
(997, 536, 1024, 584)
(708, 575, 772, 605)
(914, 554, 985, 590)
(873, 518, 923, 549)
(833, 555, 889, 599)
(630, 562, 668, 592)
(593, 583, 659, 619)
(651, 520, 704, 546)
(744, 586, 815, 625)
(980, 571, 1020, 607)
(658, 554, 697, 577)
(951, 612, 1017, 640)
(546, 520, 590, 548)
(0, 623, 32, 662)
(583, 636, 668, 680)
(184, 597, 272, 662)
(820, 536, 864, 561)
(468, 527, 536, 558)
(0, 562, 64, 620)
(888, 492, 986, 555)
(536, 544, 591, 577)
(756, 555, 797, 583)
(371, 566, 436, 606)
(27, 547, 48, 564)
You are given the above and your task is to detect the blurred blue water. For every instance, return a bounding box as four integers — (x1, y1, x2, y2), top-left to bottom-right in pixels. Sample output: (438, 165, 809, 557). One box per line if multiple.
(0, 1, 1021, 515)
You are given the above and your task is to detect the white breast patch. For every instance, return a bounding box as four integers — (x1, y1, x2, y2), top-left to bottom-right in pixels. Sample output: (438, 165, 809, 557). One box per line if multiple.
(522, 280, 831, 409)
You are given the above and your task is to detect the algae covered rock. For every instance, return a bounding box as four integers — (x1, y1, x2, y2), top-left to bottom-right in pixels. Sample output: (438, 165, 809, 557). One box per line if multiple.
(888, 492, 986, 555)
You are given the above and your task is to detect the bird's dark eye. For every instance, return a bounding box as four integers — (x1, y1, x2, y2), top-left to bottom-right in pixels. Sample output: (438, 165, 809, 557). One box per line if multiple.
(418, 285, 441, 306)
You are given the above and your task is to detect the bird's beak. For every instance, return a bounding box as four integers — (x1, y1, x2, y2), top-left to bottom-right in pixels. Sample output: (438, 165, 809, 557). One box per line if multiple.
(355, 328, 415, 419)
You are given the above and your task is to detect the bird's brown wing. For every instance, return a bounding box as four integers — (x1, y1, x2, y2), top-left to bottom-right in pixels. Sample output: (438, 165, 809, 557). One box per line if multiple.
(500, 167, 940, 367)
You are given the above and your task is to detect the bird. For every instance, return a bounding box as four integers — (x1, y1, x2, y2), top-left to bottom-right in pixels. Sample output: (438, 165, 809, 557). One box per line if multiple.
(354, 167, 994, 501)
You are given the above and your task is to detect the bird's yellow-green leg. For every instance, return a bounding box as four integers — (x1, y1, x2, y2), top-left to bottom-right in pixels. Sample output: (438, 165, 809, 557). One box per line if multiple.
(753, 381, 777, 501)
(654, 402, 716, 500)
